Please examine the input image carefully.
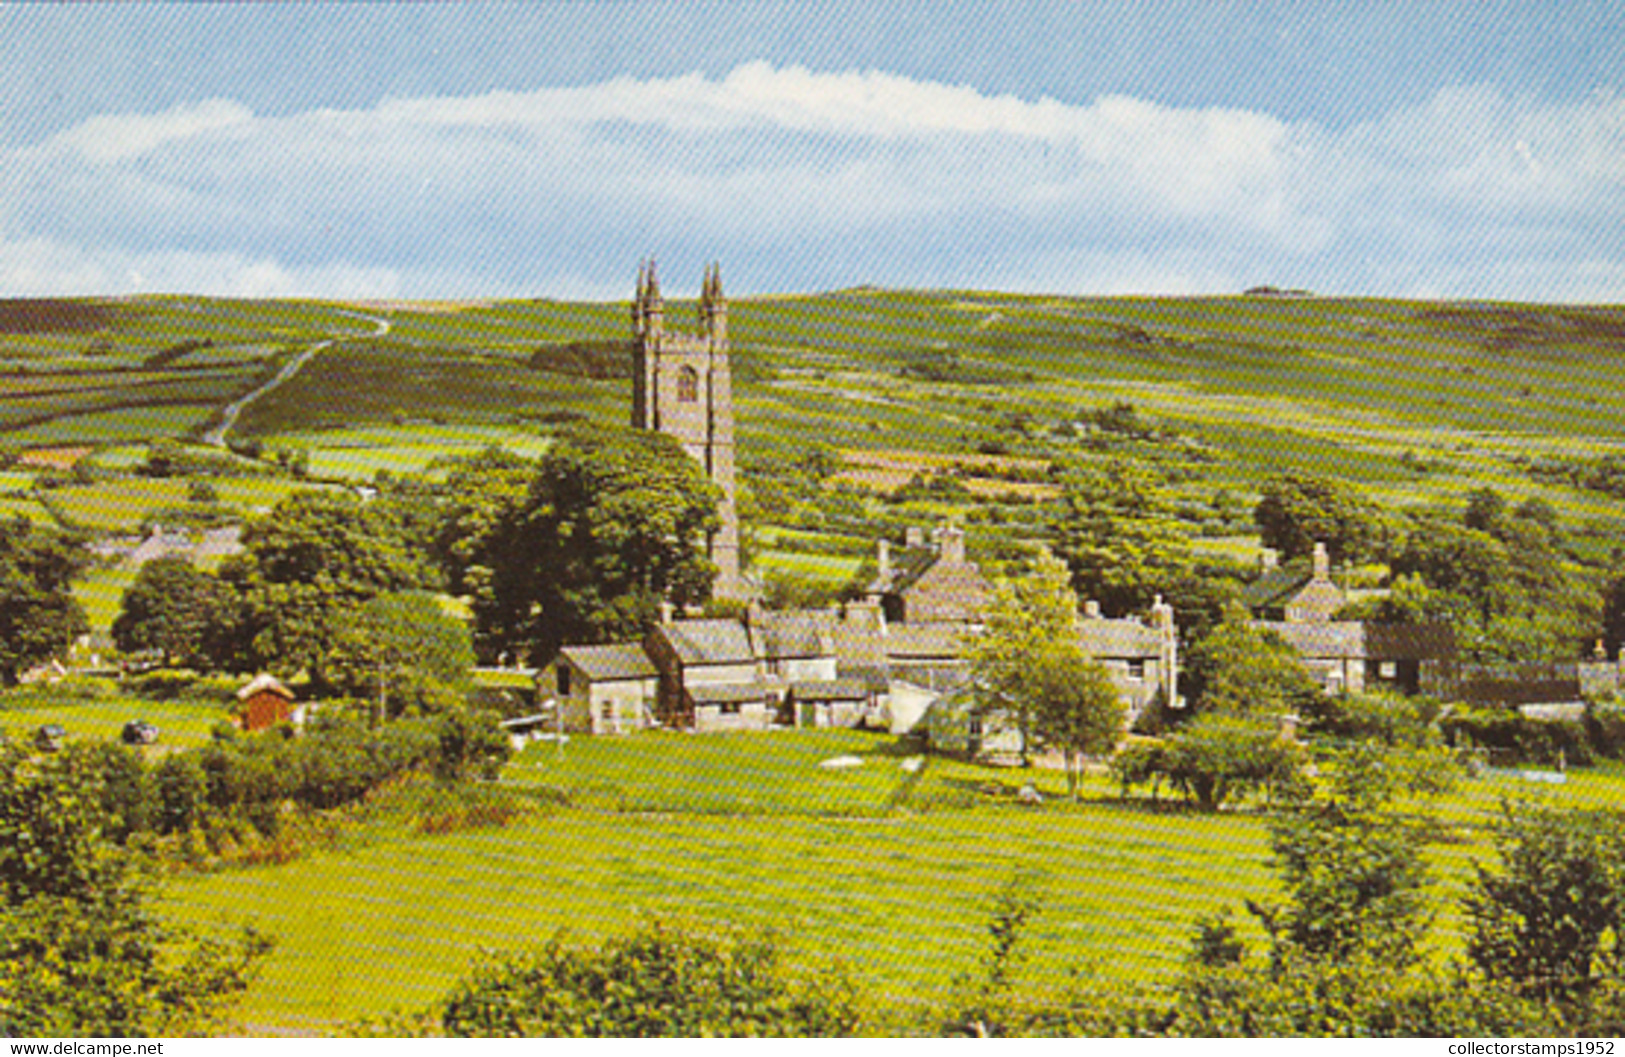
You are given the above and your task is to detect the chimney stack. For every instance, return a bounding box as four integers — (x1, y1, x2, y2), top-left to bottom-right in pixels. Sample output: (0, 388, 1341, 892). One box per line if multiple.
(1312, 541, 1330, 582)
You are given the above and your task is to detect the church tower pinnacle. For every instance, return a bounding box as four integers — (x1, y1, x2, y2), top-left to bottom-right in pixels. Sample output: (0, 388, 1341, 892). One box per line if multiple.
(630, 261, 743, 600)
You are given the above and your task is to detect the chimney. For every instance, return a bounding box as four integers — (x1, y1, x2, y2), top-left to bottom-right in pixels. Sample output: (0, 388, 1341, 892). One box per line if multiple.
(1083, 600, 1102, 619)
(1312, 541, 1330, 582)
(659, 600, 675, 625)
(1151, 594, 1174, 631)
(938, 523, 965, 565)
(905, 526, 925, 548)
(1258, 549, 1278, 573)
(877, 538, 891, 582)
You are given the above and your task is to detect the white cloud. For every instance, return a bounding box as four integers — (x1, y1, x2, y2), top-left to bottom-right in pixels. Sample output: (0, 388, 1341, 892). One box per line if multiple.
(44, 99, 253, 163)
(0, 65, 1620, 300)
(0, 235, 403, 299)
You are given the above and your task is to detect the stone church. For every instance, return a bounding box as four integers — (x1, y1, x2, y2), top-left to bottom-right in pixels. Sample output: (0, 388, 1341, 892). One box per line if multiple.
(630, 261, 744, 599)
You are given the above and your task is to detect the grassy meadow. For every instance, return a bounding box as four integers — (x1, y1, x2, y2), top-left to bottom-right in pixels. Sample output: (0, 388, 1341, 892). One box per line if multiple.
(149, 727, 1625, 1033)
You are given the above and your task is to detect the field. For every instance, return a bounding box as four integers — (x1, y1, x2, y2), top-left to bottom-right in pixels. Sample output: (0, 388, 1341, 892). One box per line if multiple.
(149, 728, 1620, 1033)
(0, 692, 224, 751)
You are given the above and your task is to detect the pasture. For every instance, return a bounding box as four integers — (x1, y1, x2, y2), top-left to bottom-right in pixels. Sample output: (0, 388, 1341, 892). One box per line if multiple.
(0, 689, 224, 751)
(152, 728, 1625, 1033)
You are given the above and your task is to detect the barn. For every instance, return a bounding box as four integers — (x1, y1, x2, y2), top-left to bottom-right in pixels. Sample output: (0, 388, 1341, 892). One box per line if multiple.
(236, 673, 296, 732)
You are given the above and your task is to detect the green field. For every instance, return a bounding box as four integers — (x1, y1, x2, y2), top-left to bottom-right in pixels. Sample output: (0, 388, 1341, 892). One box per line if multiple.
(141, 728, 1621, 1032)
(0, 692, 225, 751)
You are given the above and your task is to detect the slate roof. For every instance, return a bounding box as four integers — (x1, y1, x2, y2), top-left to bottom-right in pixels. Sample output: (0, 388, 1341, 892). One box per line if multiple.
(886, 623, 965, 660)
(1076, 619, 1162, 658)
(752, 611, 830, 660)
(1240, 560, 1314, 610)
(789, 678, 871, 702)
(1257, 620, 1364, 659)
(558, 643, 657, 682)
(658, 619, 756, 666)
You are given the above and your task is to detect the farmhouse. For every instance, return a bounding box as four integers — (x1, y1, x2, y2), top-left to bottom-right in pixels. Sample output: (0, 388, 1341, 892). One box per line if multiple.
(549, 644, 658, 735)
(926, 598, 1182, 761)
(1077, 595, 1180, 724)
(866, 523, 991, 625)
(1244, 541, 1456, 695)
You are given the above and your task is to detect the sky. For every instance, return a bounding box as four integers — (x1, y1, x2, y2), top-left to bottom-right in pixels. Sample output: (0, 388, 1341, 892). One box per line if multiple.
(0, 2, 1620, 302)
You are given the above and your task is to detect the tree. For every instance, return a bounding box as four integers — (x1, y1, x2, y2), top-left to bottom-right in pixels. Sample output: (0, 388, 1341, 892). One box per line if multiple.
(1158, 714, 1304, 811)
(1029, 643, 1124, 799)
(1254, 474, 1385, 564)
(454, 427, 721, 665)
(328, 591, 474, 722)
(229, 490, 437, 687)
(1467, 805, 1625, 1001)
(0, 517, 87, 685)
(434, 706, 512, 783)
(963, 552, 1081, 767)
(1183, 603, 1323, 718)
(112, 555, 236, 668)
(1253, 801, 1431, 965)
(1052, 459, 1191, 615)
(1463, 487, 1508, 535)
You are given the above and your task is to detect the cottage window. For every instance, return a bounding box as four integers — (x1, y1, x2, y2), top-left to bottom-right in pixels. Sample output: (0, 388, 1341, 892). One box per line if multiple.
(556, 666, 571, 696)
(677, 366, 699, 403)
(1126, 659, 1145, 680)
(719, 701, 741, 715)
(1378, 661, 1398, 679)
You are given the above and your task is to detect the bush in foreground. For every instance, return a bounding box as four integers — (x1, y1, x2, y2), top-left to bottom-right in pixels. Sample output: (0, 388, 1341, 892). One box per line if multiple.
(440, 920, 861, 1037)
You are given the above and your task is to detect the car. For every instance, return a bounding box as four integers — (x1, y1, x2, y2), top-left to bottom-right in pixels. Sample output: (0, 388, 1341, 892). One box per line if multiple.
(121, 720, 160, 746)
(34, 724, 66, 752)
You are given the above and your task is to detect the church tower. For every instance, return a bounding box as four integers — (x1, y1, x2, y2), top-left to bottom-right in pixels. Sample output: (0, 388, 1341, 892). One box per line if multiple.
(631, 261, 744, 599)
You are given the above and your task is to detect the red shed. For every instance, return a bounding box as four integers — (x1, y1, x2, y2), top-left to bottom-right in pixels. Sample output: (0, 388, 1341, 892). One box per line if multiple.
(236, 673, 296, 732)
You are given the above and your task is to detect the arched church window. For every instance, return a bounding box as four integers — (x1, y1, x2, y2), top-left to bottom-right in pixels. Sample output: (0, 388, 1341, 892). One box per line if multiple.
(677, 366, 699, 403)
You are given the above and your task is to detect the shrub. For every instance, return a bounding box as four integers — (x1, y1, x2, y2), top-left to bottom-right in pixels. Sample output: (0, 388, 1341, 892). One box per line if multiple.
(1467, 805, 1625, 1000)
(1160, 716, 1307, 811)
(1304, 692, 1442, 748)
(440, 921, 861, 1037)
(153, 751, 208, 835)
(1442, 705, 1593, 767)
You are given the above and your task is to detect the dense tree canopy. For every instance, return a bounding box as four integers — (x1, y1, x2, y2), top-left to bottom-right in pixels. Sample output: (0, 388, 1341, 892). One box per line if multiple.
(0, 516, 87, 685)
(1390, 495, 1599, 664)
(448, 427, 721, 665)
(1052, 459, 1191, 616)
(1182, 604, 1323, 718)
(224, 490, 438, 684)
(328, 590, 474, 720)
(1254, 473, 1386, 565)
(112, 555, 236, 668)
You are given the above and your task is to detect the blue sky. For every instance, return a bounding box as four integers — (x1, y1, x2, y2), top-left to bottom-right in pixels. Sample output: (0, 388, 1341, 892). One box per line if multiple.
(0, 2, 1619, 301)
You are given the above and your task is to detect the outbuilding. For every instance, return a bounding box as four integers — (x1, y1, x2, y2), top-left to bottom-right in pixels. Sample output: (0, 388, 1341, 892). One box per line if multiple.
(236, 673, 296, 732)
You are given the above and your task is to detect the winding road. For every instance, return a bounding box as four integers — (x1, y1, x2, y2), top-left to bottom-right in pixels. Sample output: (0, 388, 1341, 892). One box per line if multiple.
(203, 309, 390, 447)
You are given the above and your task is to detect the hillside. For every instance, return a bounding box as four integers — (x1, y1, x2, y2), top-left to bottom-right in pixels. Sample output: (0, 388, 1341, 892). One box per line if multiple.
(2, 289, 1623, 590)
